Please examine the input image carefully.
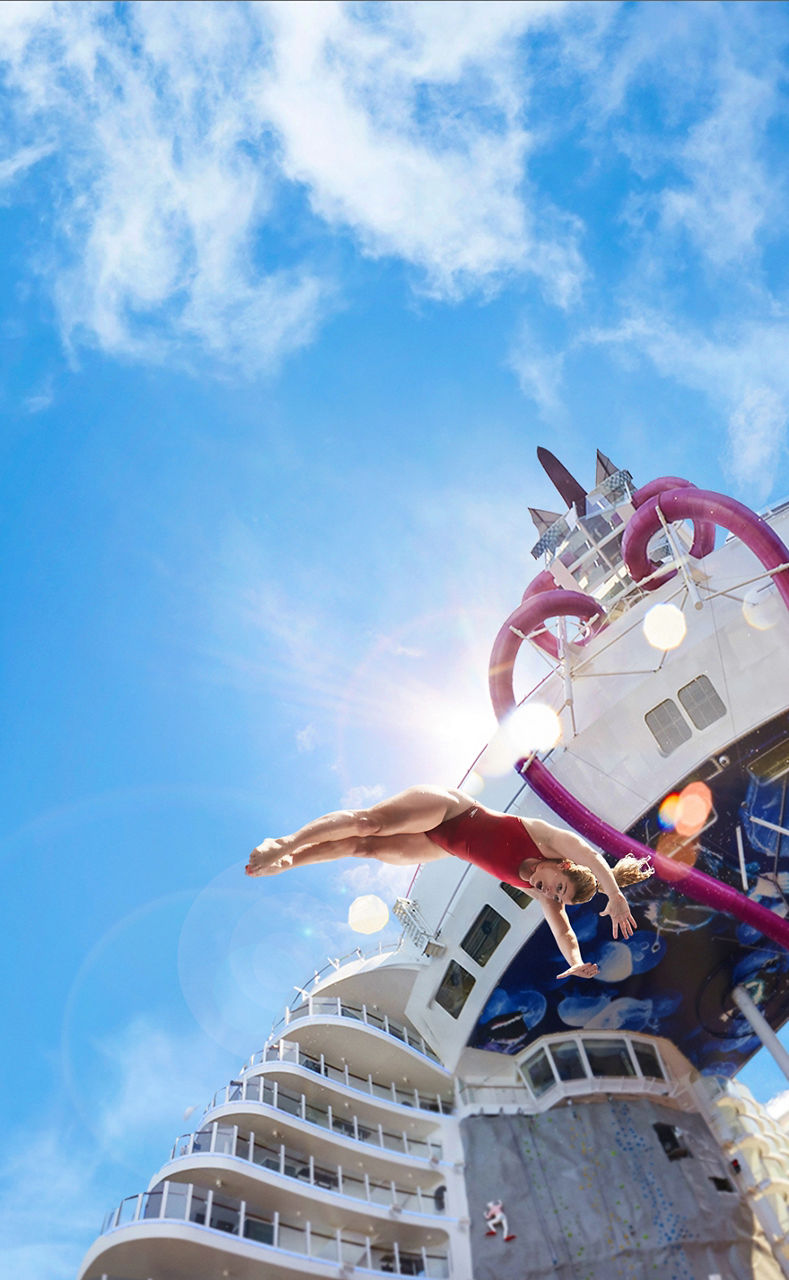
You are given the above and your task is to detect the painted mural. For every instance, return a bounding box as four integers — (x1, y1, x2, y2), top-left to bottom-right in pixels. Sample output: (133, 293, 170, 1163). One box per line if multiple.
(469, 709, 789, 1075)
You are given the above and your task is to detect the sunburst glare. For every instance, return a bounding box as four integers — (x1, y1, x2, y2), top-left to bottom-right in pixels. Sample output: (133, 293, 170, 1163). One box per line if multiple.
(643, 602, 687, 650)
(348, 894, 389, 934)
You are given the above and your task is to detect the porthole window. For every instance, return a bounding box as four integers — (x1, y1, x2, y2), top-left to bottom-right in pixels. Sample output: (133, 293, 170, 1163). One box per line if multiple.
(434, 960, 475, 1019)
(677, 675, 726, 730)
(460, 904, 510, 967)
(645, 699, 692, 755)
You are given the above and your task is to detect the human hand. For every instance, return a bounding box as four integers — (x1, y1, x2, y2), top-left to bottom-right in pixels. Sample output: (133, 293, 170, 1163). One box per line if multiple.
(599, 892, 636, 939)
(556, 962, 599, 980)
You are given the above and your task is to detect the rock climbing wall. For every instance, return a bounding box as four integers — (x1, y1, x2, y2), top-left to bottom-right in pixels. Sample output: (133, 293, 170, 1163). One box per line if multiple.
(461, 1099, 783, 1280)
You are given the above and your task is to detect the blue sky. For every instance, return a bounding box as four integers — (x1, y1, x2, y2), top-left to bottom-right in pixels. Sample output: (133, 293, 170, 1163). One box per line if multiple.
(3, 2, 789, 1275)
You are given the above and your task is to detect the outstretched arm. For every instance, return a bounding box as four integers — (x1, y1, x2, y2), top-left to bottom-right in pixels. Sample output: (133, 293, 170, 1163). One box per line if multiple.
(527, 818, 636, 939)
(537, 897, 599, 980)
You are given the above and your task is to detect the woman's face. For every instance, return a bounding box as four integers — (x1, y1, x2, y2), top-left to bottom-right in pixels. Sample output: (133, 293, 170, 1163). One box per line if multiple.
(529, 859, 571, 904)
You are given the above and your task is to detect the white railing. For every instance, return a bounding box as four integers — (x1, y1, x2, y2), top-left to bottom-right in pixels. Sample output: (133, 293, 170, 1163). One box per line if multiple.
(203, 1072, 444, 1162)
(243, 1040, 452, 1113)
(169, 1121, 447, 1216)
(269, 996, 443, 1066)
(100, 1182, 451, 1277)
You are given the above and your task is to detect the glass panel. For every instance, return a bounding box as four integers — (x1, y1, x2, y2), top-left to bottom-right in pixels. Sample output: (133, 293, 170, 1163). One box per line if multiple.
(192, 1129, 212, 1153)
(644, 699, 692, 755)
(213, 1125, 234, 1155)
(550, 1040, 587, 1082)
(116, 1197, 140, 1226)
(189, 1189, 209, 1226)
(209, 1196, 239, 1234)
(164, 1183, 189, 1221)
(434, 960, 475, 1019)
(584, 1038, 636, 1077)
(142, 1187, 164, 1220)
(677, 675, 726, 730)
(460, 904, 511, 967)
(520, 1048, 555, 1096)
(632, 1041, 663, 1079)
(244, 1214, 274, 1245)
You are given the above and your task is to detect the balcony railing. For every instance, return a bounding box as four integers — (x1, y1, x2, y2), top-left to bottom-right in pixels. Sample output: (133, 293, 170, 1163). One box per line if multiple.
(270, 997, 443, 1067)
(100, 1182, 450, 1276)
(204, 1072, 444, 1161)
(244, 1040, 452, 1113)
(169, 1121, 447, 1215)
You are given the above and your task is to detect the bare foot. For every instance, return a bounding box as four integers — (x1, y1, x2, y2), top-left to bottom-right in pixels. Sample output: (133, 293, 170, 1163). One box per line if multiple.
(246, 837, 294, 877)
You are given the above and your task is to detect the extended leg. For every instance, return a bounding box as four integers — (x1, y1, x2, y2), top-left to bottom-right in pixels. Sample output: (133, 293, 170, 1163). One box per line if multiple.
(249, 831, 447, 876)
(247, 785, 470, 876)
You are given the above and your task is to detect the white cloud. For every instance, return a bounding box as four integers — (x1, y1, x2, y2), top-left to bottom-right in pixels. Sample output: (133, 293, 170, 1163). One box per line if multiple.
(0, 1129, 99, 1280)
(296, 722, 319, 752)
(584, 312, 789, 498)
(0, 140, 55, 190)
(337, 857, 413, 898)
(341, 782, 386, 808)
(508, 320, 566, 417)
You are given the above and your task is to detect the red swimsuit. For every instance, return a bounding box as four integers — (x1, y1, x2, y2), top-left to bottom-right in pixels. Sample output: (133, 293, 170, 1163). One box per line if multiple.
(426, 804, 540, 889)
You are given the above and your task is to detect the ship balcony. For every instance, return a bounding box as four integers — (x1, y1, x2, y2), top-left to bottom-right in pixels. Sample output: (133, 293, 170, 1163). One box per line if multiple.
(459, 1031, 671, 1114)
(243, 1039, 454, 1116)
(203, 1072, 445, 1169)
(163, 1120, 449, 1220)
(81, 1182, 451, 1280)
(269, 997, 447, 1080)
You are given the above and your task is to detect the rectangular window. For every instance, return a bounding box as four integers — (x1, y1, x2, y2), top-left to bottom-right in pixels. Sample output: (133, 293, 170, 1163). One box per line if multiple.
(460, 904, 511, 967)
(632, 1041, 663, 1079)
(678, 675, 726, 730)
(499, 881, 531, 908)
(434, 960, 475, 1019)
(520, 1048, 556, 1097)
(550, 1040, 587, 1082)
(645, 699, 692, 755)
(583, 1038, 636, 1078)
(653, 1122, 691, 1160)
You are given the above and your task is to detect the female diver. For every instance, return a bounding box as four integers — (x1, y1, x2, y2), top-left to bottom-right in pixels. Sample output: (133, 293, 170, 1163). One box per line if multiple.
(246, 786, 653, 981)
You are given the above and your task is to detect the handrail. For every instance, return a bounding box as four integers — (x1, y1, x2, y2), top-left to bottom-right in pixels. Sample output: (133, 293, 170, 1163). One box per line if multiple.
(244, 1041, 452, 1113)
(203, 1072, 444, 1162)
(168, 1121, 446, 1215)
(268, 996, 443, 1066)
(100, 1181, 451, 1277)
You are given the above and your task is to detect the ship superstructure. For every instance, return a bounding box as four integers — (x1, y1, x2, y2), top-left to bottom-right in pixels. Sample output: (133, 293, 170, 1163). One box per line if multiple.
(79, 453, 789, 1280)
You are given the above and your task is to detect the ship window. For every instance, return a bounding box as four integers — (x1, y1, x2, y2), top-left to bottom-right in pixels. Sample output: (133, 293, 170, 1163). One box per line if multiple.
(677, 675, 726, 730)
(583, 1038, 636, 1078)
(499, 881, 531, 908)
(460, 904, 510, 966)
(434, 960, 475, 1019)
(632, 1041, 663, 1079)
(709, 1175, 735, 1192)
(645, 699, 692, 755)
(550, 1040, 587, 1082)
(520, 1048, 556, 1097)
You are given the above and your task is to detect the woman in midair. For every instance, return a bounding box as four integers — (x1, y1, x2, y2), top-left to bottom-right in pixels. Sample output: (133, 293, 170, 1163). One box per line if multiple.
(246, 785, 653, 981)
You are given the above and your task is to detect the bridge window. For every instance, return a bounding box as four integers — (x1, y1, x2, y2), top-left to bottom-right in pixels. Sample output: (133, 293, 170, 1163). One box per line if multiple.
(678, 675, 726, 730)
(645, 699, 692, 755)
(632, 1040, 664, 1079)
(584, 1038, 636, 1078)
(460, 904, 510, 967)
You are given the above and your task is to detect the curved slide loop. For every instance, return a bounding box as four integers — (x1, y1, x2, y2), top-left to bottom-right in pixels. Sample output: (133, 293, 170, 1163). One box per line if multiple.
(519, 571, 567, 659)
(489, 589, 606, 720)
(628, 477, 716, 589)
(510, 486, 789, 949)
(624, 487, 789, 612)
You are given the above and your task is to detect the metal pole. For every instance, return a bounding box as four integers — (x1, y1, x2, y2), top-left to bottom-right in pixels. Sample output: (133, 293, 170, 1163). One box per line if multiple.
(732, 985, 789, 1081)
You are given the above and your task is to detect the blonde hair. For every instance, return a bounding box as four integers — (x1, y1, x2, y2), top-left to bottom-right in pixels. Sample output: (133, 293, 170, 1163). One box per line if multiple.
(563, 855, 654, 905)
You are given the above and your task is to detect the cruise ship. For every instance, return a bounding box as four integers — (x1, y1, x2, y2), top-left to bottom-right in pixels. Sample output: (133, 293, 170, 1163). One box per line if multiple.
(78, 454, 789, 1280)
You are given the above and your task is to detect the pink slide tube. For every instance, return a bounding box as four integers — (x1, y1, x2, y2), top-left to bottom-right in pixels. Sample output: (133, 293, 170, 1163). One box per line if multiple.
(631, 476, 716, 562)
(489, 589, 605, 720)
(506, 484, 789, 949)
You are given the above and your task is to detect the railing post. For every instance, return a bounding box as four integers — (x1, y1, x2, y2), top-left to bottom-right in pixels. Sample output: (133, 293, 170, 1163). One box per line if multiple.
(403, 1024, 410, 1047)
(210, 1122, 217, 1154)
(301, 1093, 307, 1121)
(133, 1195, 143, 1223)
(344, 1063, 350, 1087)
(320, 1051, 325, 1074)
(436, 1092, 443, 1115)
(336, 1227, 343, 1263)
(362, 1003, 369, 1024)
(390, 1179, 397, 1207)
(364, 1172, 371, 1201)
(248, 1131, 255, 1162)
(327, 1104, 333, 1130)
(184, 1184, 193, 1223)
(280, 1144, 286, 1176)
(368, 1072, 374, 1097)
(378, 1123, 386, 1149)
(309, 1154, 315, 1185)
(272, 1080, 278, 1110)
(305, 1220, 312, 1255)
(238, 1199, 246, 1239)
(205, 1188, 214, 1225)
(416, 1185, 424, 1213)
(414, 1087, 421, 1110)
(421, 1245, 429, 1276)
(161, 1182, 169, 1218)
(383, 1014, 390, 1035)
(337, 1163, 343, 1194)
(393, 1241, 401, 1273)
(273, 1210, 280, 1247)
(232, 1123, 239, 1156)
(365, 1236, 373, 1268)
(402, 1130, 409, 1155)
(353, 1115, 360, 1141)
(391, 1081, 398, 1103)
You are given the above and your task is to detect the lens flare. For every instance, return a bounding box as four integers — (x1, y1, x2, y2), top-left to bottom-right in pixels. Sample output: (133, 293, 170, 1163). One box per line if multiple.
(478, 703, 562, 776)
(658, 793, 679, 829)
(743, 583, 782, 631)
(656, 830, 698, 868)
(674, 781, 712, 836)
(643, 603, 687, 651)
(348, 894, 389, 934)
